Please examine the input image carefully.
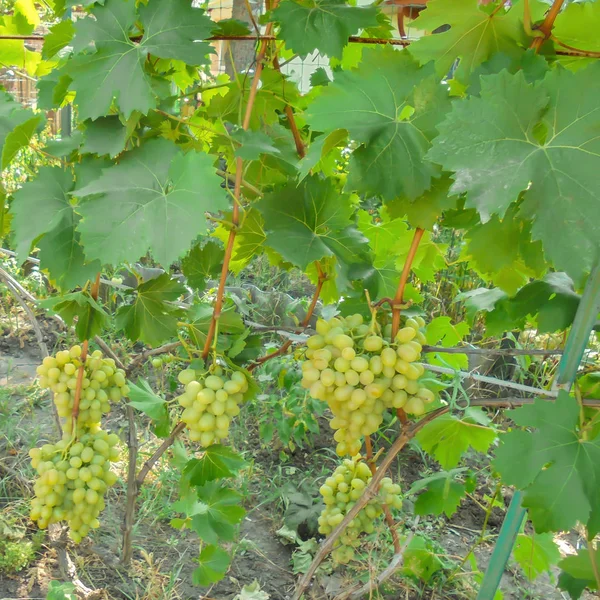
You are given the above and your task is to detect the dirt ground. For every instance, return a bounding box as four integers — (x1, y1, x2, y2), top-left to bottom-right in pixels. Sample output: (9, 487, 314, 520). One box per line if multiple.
(0, 326, 591, 600)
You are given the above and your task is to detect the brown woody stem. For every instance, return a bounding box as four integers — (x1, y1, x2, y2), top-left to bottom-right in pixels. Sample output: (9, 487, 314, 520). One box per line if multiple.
(530, 0, 565, 52)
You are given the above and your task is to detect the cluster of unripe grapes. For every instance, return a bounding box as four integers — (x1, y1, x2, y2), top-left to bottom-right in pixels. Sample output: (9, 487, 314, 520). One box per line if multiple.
(301, 314, 435, 456)
(318, 455, 402, 564)
(30, 346, 125, 542)
(29, 428, 119, 542)
(36, 346, 129, 428)
(177, 365, 249, 447)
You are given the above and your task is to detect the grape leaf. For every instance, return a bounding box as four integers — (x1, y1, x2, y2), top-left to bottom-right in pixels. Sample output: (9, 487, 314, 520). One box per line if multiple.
(41, 291, 109, 340)
(182, 240, 225, 291)
(187, 301, 245, 351)
(513, 532, 561, 581)
(68, 0, 213, 120)
(428, 66, 600, 283)
(307, 47, 450, 200)
(409, 0, 525, 83)
(494, 391, 600, 535)
(272, 0, 379, 59)
(559, 547, 600, 595)
(455, 287, 508, 322)
(386, 176, 456, 230)
(75, 139, 226, 267)
(0, 16, 41, 74)
(127, 378, 167, 421)
(193, 545, 230, 586)
(0, 91, 40, 169)
(10, 166, 100, 290)
(417, 411, 497, 469)
(177, 482, 245, 545)
(232, 129, 281, 160)
(210, 18, 251, 37)
(42, 20, 74, 60)
(256, 175, 369, 271)
(184, 445, 247, 486)
(115, 273, 186, 347)
(207, 68, 300, 130)
(402, 536, 444, 583)
(81, 116, 128, 158)
(413, 472, 467, 518)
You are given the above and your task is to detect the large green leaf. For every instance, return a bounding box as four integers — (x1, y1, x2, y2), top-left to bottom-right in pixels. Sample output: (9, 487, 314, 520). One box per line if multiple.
(307, 46, 450, 200)
(42, 20, 74, 60)
(193, 545, 230, 586)
(128, 378, 167, 421)
(81, 116, 128, 158)
(184, 446, 247, 487)
(559, 547, 600, 597)
(0, 91, 41, 169)
(417, 411, 497, 469)
(75, 139, 226, 266)
(115, 273, 186, 347)
(10, 166, 100, 290)
(409, 0, 525, 82)
(181, 240, 225, 291)
(256, 175, 369, 271)
(494, 392, 600, 535)
(413, 472, 467, 518)
(428, 66, 600, 282)
(68, 0, 213, 119)
(513, 532, 560, 581)
(273, 0, 379, 59)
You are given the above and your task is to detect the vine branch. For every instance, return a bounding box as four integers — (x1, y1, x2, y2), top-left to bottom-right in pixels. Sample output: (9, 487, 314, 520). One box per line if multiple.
(530, 0, 565, 52)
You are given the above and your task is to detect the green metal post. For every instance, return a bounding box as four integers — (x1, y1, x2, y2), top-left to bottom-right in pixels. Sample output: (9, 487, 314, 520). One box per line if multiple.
(476, 260, 600, 600)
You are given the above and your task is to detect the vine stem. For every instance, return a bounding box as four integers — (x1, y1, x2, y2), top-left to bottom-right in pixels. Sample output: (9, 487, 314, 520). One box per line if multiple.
(365, 435, 400, 553)
(70, 273, 101, 431)
(248, 261, 326, 371)
(292, 406, 447, 600)
(530, 0, 565, 52)
(201, 13, 278, 361)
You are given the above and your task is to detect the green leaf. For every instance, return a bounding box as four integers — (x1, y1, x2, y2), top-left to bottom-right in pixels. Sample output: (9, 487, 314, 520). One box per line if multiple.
(210, 18, 252, 37)
(181, 240, 224, 291)
(558, 571, 591, 600)
(417, 412, 497, 469)
(414, 473, 467, 518)
(75, 139, 226, 267)
(0, 91, 40, 170)
(494, 392, 600, 535)
(559, 547, 600, 593)
(181, 482, 245, 545)
(187, 301, 245, 351)
(41, 291, 109, 341)
(409, 0, 525, 83)
(46, 581, 77, 600)
(513, 532, 561, 581)
(426, 317, 469, 348)
(455, 287, 508, 322)
(193, 545, 230, 586)
(69, 0, 213, 120)
(115, 273, 186, 347)
(402, 536, 444, 583)
(207, 68, 300, 130)
(42, 20, 74, 60)
(127, 378, 167, 421)
(428, 66, 600, 283)
(256, 175, 368, 271)
(232, 129, 281, 160)
(308, 46, 450, 200)
(184, 446, 247, 487)
(81, 116, 128, 158)
(386, 176, 456, 230)
(273, 0, 379, 59)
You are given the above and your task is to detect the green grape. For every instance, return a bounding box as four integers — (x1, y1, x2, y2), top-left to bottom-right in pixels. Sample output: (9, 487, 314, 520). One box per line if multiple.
(300, 313, 438, 456)
(36, 346, 128, 427)
(29, 428, 119, 541)
(177, 366, 250, 446)
(317, 455, 402, 564)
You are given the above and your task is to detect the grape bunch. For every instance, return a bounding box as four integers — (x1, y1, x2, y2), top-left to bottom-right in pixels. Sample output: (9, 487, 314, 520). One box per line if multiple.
(317, 455, 402, 564)
(301, 313, 435, 456)
(176, 365, 249, 447)
(36, 346, 129, 428)
(29, 428, 119, 543)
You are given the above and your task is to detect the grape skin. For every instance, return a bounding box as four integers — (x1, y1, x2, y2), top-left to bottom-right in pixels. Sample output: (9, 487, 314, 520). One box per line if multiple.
(177, 366, 249, 447)
(301, 314, 435, 456)
(317, 455, 402, 564)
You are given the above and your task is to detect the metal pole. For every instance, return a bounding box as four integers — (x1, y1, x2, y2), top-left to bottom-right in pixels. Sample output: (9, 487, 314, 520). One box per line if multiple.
(476, 259, 600, 600)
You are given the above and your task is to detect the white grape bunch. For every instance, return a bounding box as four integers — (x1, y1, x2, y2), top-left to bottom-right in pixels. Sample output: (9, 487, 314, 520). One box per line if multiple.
(29, 428, 119, 543)
(317, 455, 402, 564)
(301, 313, 435, 456)
(176, 364, 249, 447)
(36, 346, 129, 428)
